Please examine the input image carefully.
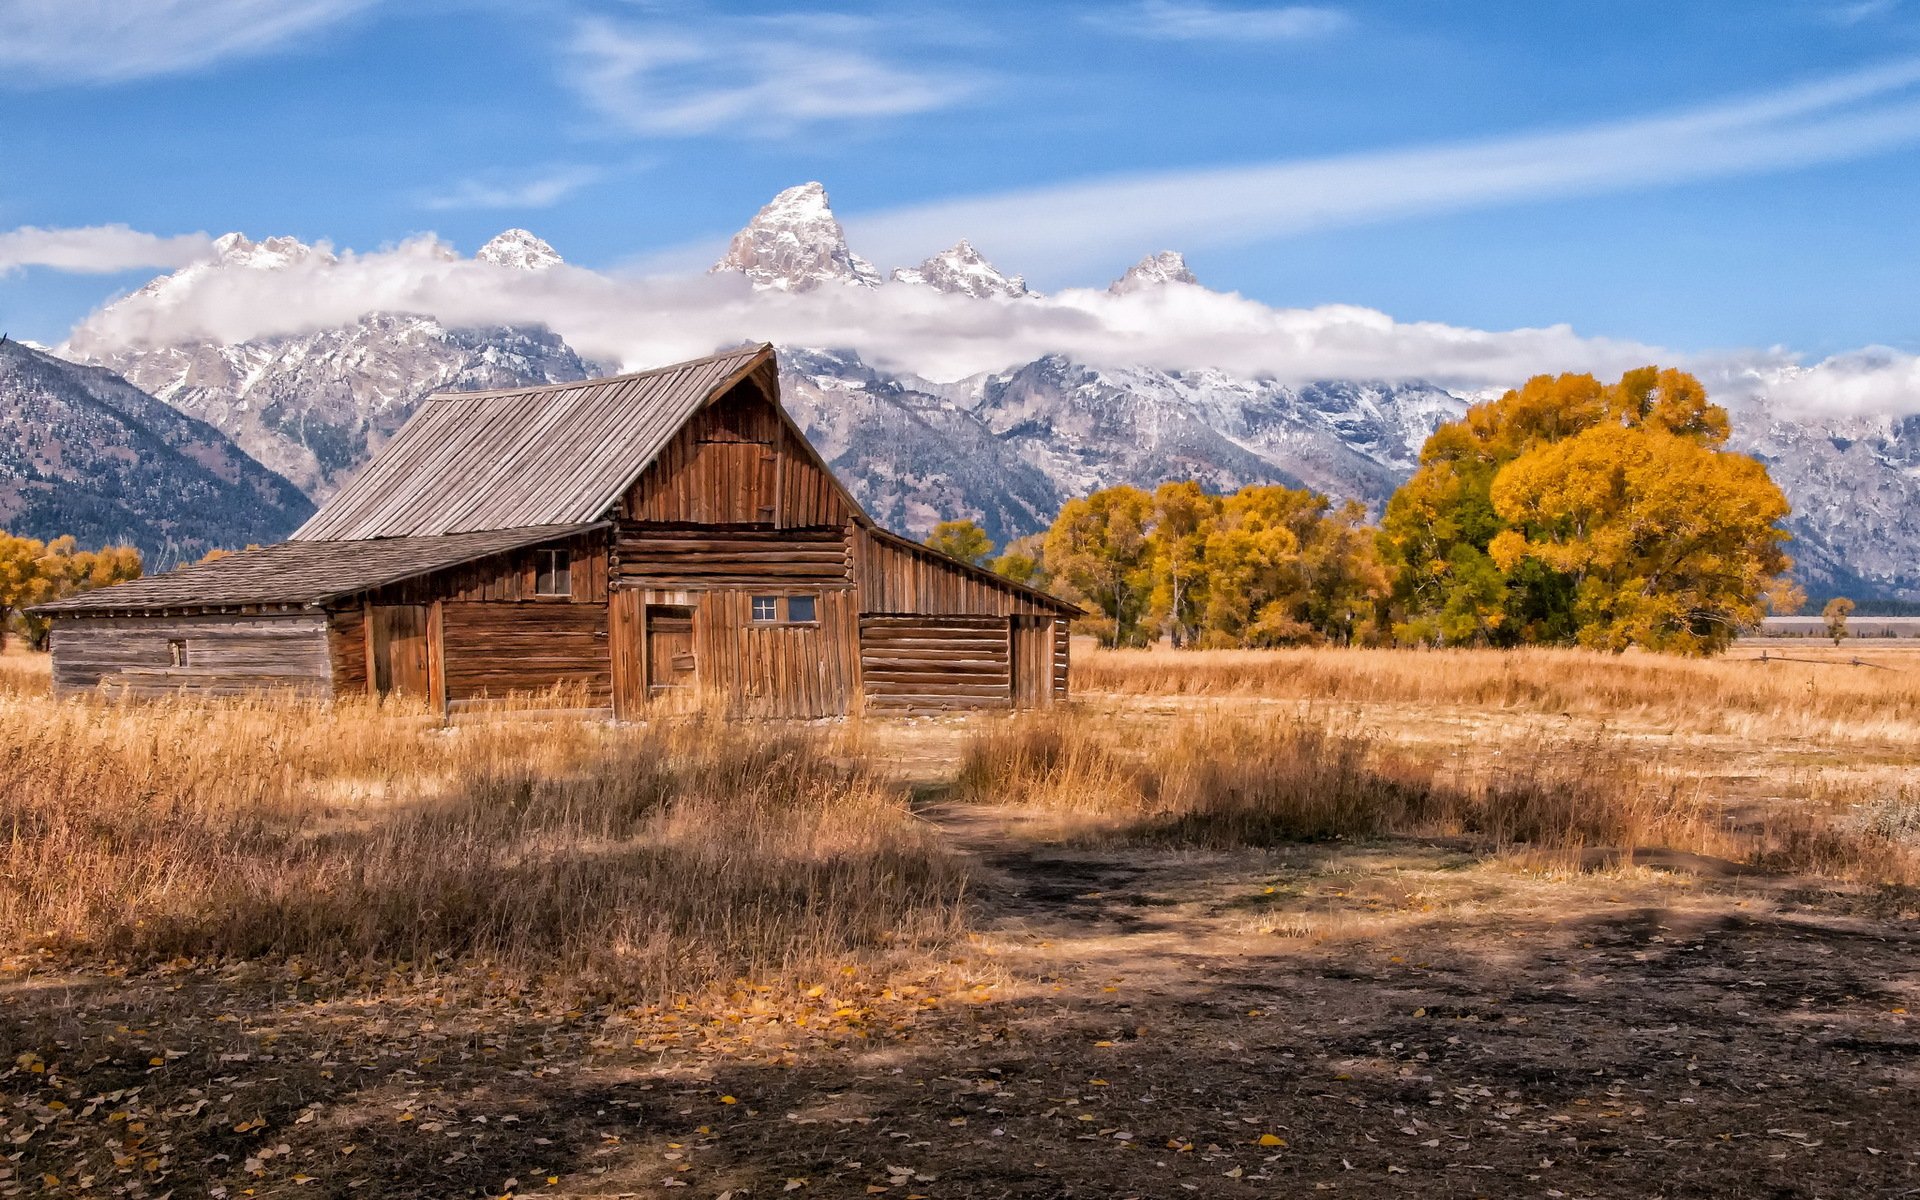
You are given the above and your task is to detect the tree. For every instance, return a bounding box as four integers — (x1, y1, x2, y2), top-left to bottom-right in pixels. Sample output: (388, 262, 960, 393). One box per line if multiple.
(990, 533, 1050, 589)
(1043, 486, 1154, 646)
(1145, 481, 1219, 646)
(1381, 366, 1791, 655)
(1823, 596, 1855, 645)
(924, 519, 994, 567)
(0, 533, 142, 650)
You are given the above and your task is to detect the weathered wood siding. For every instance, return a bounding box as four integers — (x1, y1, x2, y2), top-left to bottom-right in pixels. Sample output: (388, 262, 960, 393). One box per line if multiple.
(621, 384, 853, 528)
(360, 533, 607, 606)
(440, 601, 611, 708)
(856, 532, 1063, 618)
(1053, 618, 1070, 701)
(48, 613, 332, 697)
(1011, 616, 1069, 709)
(613, 525, 853, 587)
(859, 615, 1011, 713)
(327, 606, 369, 696)
(689, 588, 859, 718)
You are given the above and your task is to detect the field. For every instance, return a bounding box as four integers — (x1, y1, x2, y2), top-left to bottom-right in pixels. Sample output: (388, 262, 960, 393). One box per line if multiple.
(5, 643, 1920, 1198)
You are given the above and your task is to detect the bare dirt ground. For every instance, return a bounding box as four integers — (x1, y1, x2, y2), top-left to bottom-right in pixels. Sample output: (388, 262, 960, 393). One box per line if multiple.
(8, 693, 1920, 1198)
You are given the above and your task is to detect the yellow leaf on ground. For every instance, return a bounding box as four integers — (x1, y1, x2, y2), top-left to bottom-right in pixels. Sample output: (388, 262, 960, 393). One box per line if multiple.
(1258, 1133, 1287, 1147)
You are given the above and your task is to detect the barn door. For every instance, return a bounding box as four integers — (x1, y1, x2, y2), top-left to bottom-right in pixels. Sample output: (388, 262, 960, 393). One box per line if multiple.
(646, 605, 697, 699)
(1010, 617, 1055, 709)
(370, 604, 431, 699)
(609, 588, 646, 718)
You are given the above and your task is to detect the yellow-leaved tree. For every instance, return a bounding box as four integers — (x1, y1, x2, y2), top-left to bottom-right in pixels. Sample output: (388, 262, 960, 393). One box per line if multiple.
(923, 519, 995, 567)
(0, 534, 143, 649)
(1043, 486, 1155, 646)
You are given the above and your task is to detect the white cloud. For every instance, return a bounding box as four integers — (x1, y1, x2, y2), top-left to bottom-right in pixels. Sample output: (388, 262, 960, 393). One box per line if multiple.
(1739, 347, 1920, 416)
(419, 166, 605, 212)
(568, 12, 975, 137)
(0, 225, 214, 274)
(842, 57, 1920, 276)
(0, 0, 373, 85)
(1090, 1, 1350, 42)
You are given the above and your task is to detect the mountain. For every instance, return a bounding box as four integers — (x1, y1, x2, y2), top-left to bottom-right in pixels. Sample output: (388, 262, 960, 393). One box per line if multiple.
(0, 339, 311, 565)
(890, 240, 1031, 298)
(710, 181, 882, 291)
(1109, 251, 1200, 294)
(67, 233, 596, 499)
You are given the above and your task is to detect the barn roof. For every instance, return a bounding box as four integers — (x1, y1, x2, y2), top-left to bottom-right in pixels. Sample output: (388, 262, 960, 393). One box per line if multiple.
(293, 343, 776, 541)
(33, 524, 600, 614)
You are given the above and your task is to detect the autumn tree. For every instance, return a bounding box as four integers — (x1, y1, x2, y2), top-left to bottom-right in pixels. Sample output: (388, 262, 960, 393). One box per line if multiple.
(1381, 366, 1790, 654)
(1043, 485, 1154, 646)
(1145, 481, 1220, 646)
(990, 532, 1050, 590)
(1823, 596, 1855, 645)
(924, 519, 995, 567)
(0, 533, 142, 650)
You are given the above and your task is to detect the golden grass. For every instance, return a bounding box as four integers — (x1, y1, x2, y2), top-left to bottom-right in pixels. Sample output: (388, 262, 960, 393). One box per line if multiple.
(0, 692, 966, 1000)
(1075, 644, 1920, 737)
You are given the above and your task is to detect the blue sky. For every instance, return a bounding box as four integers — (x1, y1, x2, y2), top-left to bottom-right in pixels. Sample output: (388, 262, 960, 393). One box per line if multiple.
(4, 0, 1920, 359)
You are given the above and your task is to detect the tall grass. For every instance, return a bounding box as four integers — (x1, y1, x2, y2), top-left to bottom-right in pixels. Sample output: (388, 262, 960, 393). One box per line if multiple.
(1075, 646, 1920, 737)
(956, 709, 1696, 855)
(0, 694, 967, 999)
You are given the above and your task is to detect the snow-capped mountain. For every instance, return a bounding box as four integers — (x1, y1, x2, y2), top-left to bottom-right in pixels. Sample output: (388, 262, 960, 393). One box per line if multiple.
(476, 228, 563, 271)
(890, 240, 1031, 298)
(66, 233, 595, 499)
(710, 181, 882, 291)
(0, 340, 311, 565)
(1109, 251, 1200, 294)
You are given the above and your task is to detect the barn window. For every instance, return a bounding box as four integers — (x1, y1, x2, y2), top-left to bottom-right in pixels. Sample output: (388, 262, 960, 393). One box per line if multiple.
(751, 595, 778, 622)
(167, 638, 187, 667)
(534, 549, 572, 597)
(786, 595, 817, 623)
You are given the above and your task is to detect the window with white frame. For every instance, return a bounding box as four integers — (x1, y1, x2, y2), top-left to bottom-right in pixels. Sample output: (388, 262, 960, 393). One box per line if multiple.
(751, 595, 779, 622)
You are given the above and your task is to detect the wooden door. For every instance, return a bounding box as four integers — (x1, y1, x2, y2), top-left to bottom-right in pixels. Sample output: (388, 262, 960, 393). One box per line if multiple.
(609, 588, 646, 718)
(646, 605, 697, 698)
(1010, 617, 1054, 709)
(370, 604, 430, 699)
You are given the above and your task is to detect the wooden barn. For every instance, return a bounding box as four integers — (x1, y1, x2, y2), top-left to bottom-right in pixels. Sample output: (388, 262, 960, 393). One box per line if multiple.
(35, 344, 1077, 717)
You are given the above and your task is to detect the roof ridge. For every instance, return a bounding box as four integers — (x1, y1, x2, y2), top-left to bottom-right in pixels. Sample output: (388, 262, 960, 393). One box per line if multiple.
(426, 342, 772, 404)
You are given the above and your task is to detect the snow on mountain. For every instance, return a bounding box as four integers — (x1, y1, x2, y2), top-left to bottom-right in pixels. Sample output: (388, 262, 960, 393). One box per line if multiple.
(0, 339, 312, 565)
(711, 182, 882, 291)
(125, 232, 336, 309)
(1109, 250, 1200, 294)
(890, 240, 1031, 299)
(477, 229, 563, 271)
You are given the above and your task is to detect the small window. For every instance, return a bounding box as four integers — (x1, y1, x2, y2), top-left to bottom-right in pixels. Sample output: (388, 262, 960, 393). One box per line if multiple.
(167, 638, 188, 668)
(751, 595, 778, 622)
(786, 595, 817, 623)
(534, 548, 572, 597)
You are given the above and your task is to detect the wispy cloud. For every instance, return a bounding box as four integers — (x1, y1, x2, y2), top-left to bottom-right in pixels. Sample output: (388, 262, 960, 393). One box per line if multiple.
(0, 0, 374, 86)
(568, 12, 975, 137)
(841, 58, 1920, 276)
(1826, 0, 1901, 26)
(419, 166, 605, 212)
(1088, 1, 1350, 42)
(0, 225, 213, 274)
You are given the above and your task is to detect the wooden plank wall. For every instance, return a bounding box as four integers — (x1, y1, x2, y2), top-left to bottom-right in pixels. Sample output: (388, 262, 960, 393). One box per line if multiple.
(856, 533, 1062, 618)
(440, 601, 611, 708)
(1053, 617, 1071, 702)
(362, 533, 608, 606)
(614, 525, 853, 588)
(48, 613, 333, 697)
(859, 615, 1011, 713)
(694, 588, 858, 718)
(621, 385, 852, 528)
(327, 606, 369, 695)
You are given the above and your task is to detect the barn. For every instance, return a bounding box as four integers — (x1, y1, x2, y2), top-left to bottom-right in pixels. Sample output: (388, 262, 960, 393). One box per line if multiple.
(35, 344, 1078, 717)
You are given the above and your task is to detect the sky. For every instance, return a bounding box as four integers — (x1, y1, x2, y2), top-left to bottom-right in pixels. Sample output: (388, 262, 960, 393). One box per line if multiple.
(3, 0, 1920, 388)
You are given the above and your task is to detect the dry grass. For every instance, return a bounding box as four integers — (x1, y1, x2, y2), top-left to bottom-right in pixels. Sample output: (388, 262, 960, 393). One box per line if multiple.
(1076, 644, 1920, 738)
(0, 692, 966, 1000)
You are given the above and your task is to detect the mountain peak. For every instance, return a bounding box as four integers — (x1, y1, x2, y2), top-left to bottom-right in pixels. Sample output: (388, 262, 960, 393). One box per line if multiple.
(712, 181, 881, 291)
(1108, 250, 1200, 295)
(477, 229, 563, 271)
(208, 232, 330, 271)
(891, 240, 1031, 299)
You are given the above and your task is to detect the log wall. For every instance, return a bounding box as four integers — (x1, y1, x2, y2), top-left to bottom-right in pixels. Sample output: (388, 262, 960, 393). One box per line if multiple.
(439, 601, 612, 708)
(614, 525, 853, 588)
(622, 385, 853, 528)
(361, 533, 608, 606)
(48, 613, 332, 697)
(856, 532, 1063, 618)
(859, 615, 1012, 713)
(328, 605, 369, 696)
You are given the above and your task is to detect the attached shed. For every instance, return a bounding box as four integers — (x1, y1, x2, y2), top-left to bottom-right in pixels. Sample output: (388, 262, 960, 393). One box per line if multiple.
(37, 344, 1078, 717)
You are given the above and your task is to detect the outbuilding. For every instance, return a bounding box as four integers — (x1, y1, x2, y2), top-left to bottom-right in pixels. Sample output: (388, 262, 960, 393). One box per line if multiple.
(36, 344, 1077, 717)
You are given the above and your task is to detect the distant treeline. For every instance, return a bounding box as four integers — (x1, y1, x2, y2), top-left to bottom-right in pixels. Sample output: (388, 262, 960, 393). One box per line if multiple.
(930, 366, 1795, 657)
